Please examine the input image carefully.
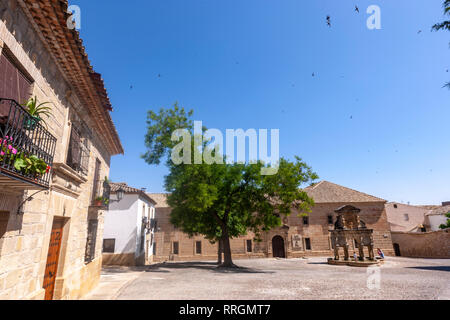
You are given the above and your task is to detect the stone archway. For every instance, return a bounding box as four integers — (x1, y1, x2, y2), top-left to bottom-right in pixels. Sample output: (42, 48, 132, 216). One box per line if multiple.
(272, 236, 286, 258)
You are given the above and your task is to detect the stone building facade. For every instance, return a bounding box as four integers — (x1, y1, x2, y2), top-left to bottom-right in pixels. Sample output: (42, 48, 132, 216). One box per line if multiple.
(0, 0, 123, 300)
(149, 181, 395, 262)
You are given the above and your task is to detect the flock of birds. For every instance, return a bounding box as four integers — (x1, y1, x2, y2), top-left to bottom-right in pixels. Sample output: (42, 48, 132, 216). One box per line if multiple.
(130, 3, 448, 120)
(326, 5, 359, 27)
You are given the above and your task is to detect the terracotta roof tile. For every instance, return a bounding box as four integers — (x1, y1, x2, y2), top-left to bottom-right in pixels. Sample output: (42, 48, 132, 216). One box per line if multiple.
(304, 181, 385, 203)
(19, 0, 123, 155)
(110, 182, 156, 204)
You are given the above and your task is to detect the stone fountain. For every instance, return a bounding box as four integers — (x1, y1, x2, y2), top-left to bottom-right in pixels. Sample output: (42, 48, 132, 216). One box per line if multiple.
(328, 205, 382, 267)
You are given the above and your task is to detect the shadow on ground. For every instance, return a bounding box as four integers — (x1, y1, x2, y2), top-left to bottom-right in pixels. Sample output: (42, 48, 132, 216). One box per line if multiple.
(406, 266, 450, 272)
(143, 261, 274, 274)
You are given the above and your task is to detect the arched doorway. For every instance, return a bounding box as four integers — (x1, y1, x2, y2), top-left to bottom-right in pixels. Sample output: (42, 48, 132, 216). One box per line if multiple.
(272, 236, 285, 258)
(393, 243, 401, 257)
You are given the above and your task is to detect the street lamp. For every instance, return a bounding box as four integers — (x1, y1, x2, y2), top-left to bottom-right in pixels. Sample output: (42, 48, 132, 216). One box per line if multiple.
(110, 187, 125, 203)
(115, 187, 125, 202)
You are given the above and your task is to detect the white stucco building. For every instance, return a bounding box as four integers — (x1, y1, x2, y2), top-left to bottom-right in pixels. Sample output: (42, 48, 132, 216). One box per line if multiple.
(102, 183, 157, 266)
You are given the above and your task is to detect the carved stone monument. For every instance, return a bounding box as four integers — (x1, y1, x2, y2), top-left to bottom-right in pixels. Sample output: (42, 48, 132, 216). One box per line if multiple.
(328, 205, 381, 266)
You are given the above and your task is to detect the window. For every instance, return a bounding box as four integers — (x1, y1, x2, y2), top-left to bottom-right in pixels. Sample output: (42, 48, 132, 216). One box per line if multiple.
(404, 214, 409, 221)
(303, 216, 309, 225)
(67, 122, 90, 176)
(91, 159, 101, 202)
(0, 50, 32, 104)
(173, 242, 179, 255)
(85, 219, 99, 263)
(394, 204, 398, 209)
(195, 241, 202, 254)
(327, 215, 333, 224)
(420, 227, 427, 232)
(153, 242, 157, 255)
(246, 240, 252, 253)
(102, 239, 115, 253)
(304, 238, 311, 250)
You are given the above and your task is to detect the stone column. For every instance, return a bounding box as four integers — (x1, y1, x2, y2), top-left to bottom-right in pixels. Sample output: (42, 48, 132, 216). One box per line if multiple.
(358, 242, 365, 261)
(343, 245, 349, 261)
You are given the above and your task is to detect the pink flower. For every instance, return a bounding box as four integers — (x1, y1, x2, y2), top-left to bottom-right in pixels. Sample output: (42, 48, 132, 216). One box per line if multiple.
(8, 145, 12, 150)
(12, 148, 17, 155)
(0, 151, 4, 156)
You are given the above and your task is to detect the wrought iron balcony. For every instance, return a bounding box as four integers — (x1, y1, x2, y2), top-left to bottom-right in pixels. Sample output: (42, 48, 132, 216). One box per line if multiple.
(0, 98, 57, 189)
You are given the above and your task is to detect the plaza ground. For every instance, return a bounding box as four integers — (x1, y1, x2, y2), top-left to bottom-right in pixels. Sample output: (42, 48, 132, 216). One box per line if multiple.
(84, 257, 450, 300)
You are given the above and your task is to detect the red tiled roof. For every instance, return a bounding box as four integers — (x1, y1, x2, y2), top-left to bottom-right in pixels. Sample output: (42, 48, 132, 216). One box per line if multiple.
(19, 0, 123, 155)
(304, 181, 385, 203)
(110, 182, 156, 205)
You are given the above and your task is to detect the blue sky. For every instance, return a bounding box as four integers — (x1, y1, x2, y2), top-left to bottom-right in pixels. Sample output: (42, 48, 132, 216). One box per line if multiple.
(74, 0, 449, 205)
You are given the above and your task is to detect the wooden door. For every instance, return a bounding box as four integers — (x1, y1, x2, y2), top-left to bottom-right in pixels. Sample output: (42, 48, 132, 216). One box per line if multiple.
(393, 243, 401, 257)
(272, 236, 286, 258)
(43, 219, 64, 300)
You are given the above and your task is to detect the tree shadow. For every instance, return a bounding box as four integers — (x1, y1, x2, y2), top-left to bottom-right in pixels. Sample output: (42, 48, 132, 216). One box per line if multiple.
(406, 266, 450, 272)
(143, 261, 274, 274)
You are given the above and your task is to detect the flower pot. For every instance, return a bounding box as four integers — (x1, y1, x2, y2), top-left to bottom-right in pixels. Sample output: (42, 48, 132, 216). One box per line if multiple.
(23, 116, 41, 130)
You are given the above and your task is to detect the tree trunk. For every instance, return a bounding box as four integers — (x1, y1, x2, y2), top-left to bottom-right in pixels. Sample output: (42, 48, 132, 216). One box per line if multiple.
(220, 229, 235, 268)
(217, 239, 223, 265)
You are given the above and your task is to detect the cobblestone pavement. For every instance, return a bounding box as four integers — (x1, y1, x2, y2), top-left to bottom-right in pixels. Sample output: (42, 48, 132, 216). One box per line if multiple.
(88, 257, 450, 300)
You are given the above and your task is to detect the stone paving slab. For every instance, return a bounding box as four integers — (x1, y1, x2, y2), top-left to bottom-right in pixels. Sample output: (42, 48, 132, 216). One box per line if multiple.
(82, 266, 144, 300)
(84, 257, 450, 300)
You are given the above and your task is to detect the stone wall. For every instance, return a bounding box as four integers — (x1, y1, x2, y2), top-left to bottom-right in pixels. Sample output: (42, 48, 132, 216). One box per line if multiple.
(391, 230, 450, 258)
(153, 201, 395, 262)
(0, 0, 112, 300)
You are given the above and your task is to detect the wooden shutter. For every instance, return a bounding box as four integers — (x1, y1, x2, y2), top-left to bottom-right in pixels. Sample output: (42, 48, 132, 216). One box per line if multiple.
(0, 53, 31, 104)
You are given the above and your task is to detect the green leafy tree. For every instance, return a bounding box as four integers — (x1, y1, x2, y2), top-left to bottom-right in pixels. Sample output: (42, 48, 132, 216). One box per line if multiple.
(143, 104, 318, 267)
(439, 212, 450, 229)
(432, 0, 450, 89)
(432, 0, 450, 32)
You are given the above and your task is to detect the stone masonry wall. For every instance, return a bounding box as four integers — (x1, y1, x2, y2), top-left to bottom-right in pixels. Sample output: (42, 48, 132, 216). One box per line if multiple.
(391, 230, 450, 258)
(153, 201, 394, 262)
(0, 0, 112, 300)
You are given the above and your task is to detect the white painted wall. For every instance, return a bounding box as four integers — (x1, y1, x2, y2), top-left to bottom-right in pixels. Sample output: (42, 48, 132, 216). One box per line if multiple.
(427, 214, 448, 232)
(103, 194, 139, 254)
(103, 193, 156, 259)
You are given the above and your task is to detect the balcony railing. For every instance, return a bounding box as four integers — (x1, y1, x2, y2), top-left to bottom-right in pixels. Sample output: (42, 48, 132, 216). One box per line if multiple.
(0, 98, 57, 189)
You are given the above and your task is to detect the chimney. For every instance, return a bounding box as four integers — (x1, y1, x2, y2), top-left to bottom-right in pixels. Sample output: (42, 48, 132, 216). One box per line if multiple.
(141, 188, 147, 193)
(442, 201, 450, 206)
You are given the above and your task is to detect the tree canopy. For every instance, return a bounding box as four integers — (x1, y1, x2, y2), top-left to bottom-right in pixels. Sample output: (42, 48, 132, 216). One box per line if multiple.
(143, 104, 318, 267)
(432, 0, 450, 89)
(439, 212, 450, 230)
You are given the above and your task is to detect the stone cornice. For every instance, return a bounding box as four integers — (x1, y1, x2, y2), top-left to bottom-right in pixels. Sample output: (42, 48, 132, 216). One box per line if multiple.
(50, 162, 88, 198)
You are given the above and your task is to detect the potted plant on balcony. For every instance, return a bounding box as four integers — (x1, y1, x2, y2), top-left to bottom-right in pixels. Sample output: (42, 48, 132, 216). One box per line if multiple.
(13, 152, 50, 179)
(22, 96, 53, 130)
(94, 196, 109, 207)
